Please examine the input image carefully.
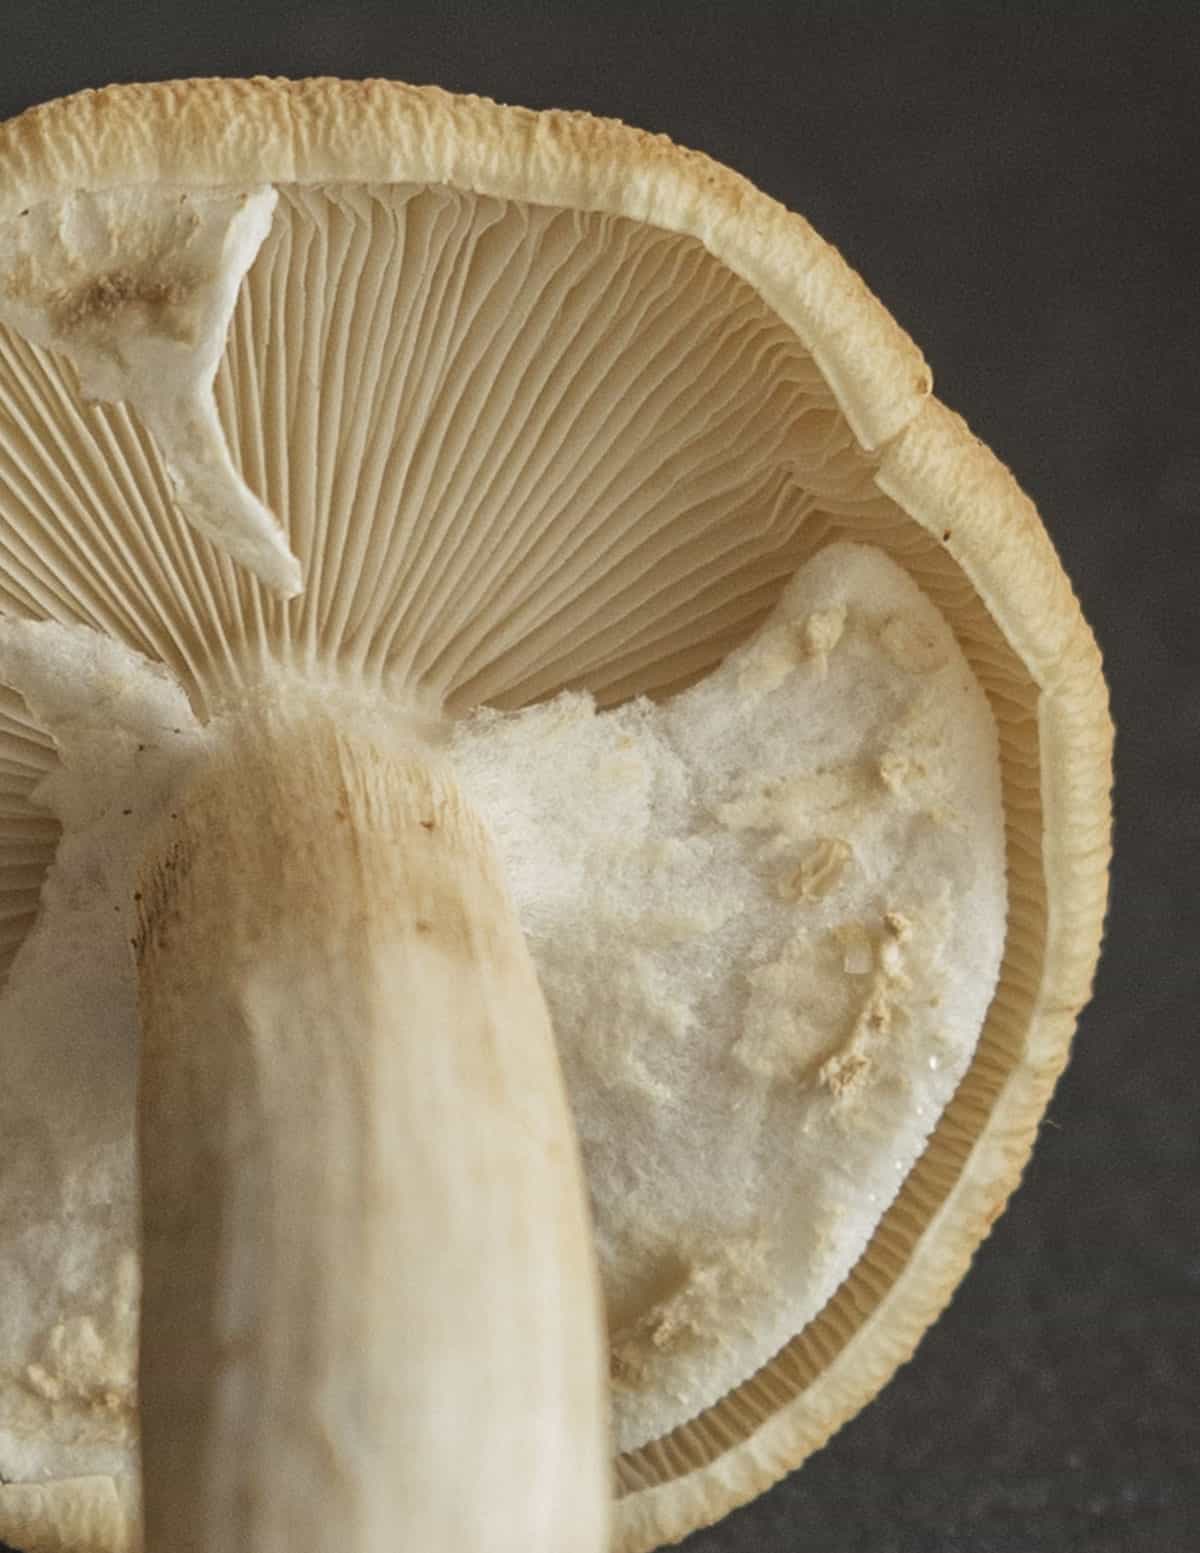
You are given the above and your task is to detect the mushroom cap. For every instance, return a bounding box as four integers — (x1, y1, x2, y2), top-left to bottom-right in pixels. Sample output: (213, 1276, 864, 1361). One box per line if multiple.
(0, 79, 1111, 1553)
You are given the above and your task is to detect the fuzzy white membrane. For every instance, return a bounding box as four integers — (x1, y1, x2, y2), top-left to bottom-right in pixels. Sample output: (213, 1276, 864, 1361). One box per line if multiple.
(452, 542, 1006, 1450)
(0, 541, 1003, 1493)
(0, 621, 203, 1487)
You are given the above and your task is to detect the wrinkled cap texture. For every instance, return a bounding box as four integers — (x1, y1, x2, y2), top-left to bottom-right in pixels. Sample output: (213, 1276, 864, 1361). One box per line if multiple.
(0, 79, 1111, 1553)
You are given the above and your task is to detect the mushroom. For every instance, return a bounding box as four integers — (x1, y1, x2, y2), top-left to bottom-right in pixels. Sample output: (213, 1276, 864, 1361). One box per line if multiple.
(0, 80, 1111, 1553)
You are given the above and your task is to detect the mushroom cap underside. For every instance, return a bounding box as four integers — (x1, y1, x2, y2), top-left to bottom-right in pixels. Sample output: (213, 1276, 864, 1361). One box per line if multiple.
(0, 79, 1112, 1553)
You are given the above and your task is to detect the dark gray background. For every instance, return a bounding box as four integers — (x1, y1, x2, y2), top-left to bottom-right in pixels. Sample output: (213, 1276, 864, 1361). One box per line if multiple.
(2, 6, 1196, 1552)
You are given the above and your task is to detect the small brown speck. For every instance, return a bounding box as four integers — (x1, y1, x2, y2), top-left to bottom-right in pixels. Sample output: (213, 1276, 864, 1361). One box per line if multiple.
(419, 819, 436, 831)
(779, 837, 852, 901)
(415, 919, 433, 934)
(819, 1048, 871, 1095)
(54, 269, 191, 332)
(122, 808, 132, 816)
(942, 529, 952, 542)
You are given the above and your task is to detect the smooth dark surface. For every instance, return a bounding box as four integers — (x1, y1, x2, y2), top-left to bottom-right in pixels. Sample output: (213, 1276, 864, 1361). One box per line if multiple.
(1, 7, 1196, 1552)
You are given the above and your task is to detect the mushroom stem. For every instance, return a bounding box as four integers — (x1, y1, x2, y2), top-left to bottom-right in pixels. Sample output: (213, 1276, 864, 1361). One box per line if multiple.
(133, 706, 610, 1553)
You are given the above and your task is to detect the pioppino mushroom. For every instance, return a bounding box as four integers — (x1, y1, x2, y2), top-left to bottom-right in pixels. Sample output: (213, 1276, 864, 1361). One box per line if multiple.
(0, 79, 1111, 1553)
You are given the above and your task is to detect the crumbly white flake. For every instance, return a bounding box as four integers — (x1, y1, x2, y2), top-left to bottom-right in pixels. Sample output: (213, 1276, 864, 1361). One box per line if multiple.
(0, 186, 300, 595)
